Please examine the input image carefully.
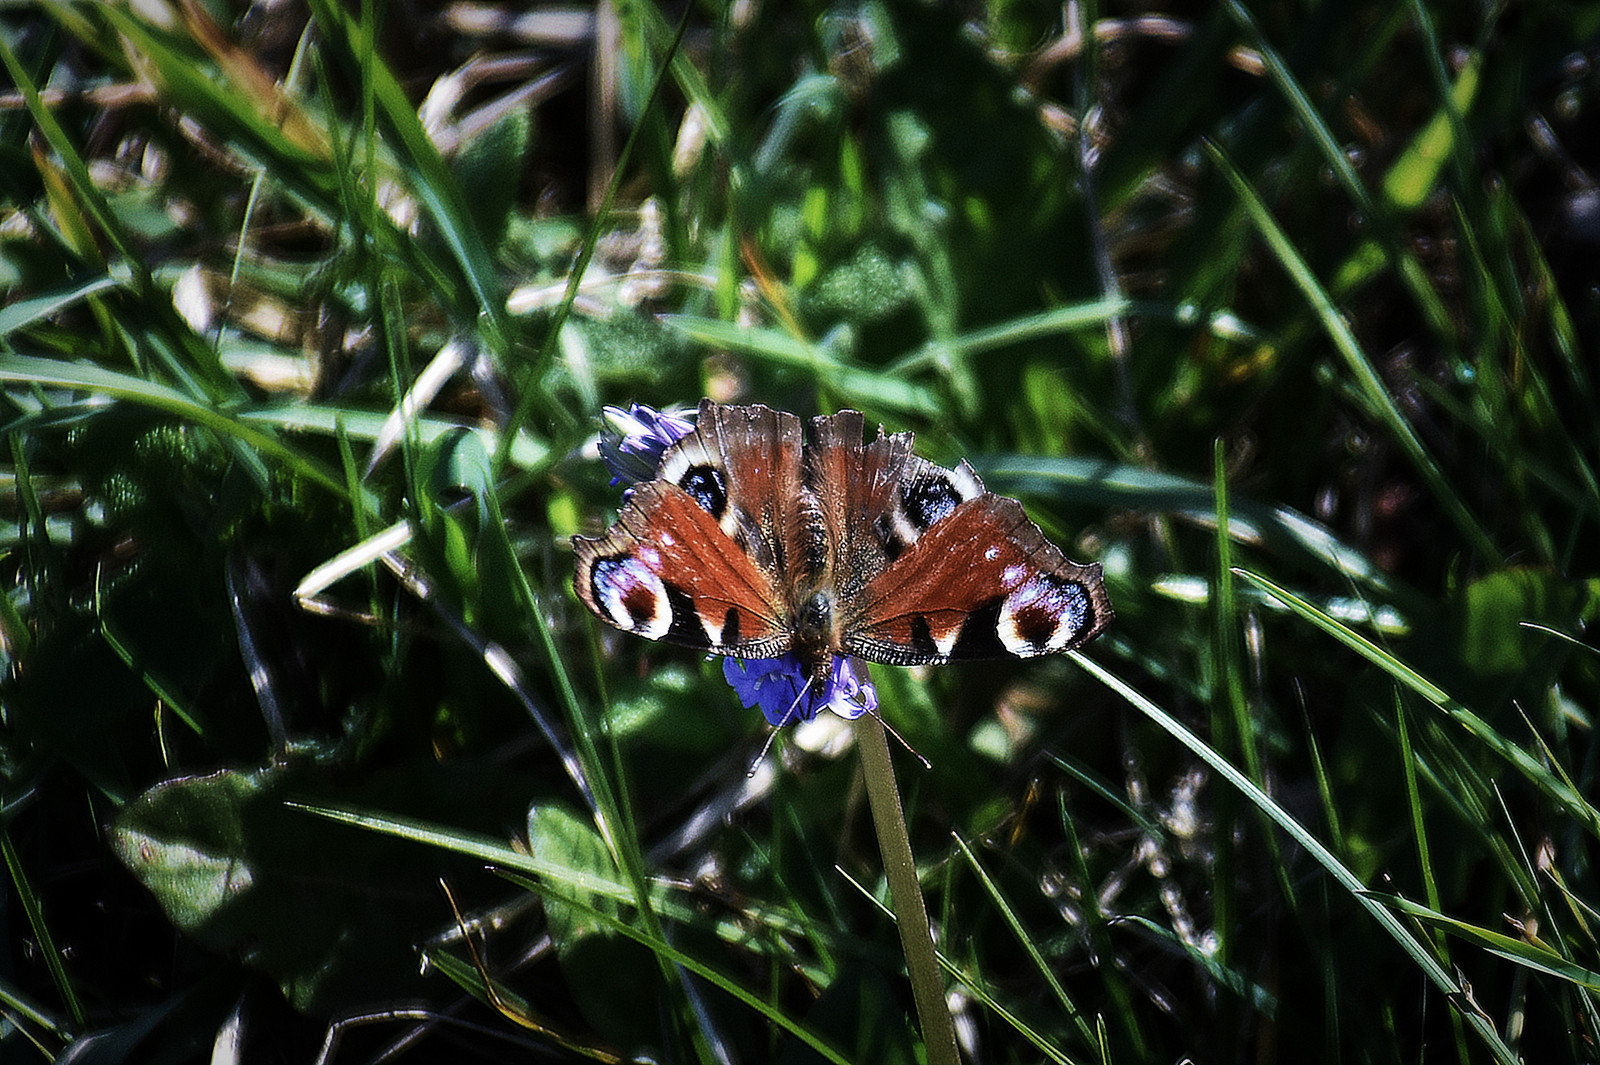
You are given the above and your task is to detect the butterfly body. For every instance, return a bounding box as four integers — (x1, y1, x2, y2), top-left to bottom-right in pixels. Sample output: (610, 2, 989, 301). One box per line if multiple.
(574, 400, 1112, 682)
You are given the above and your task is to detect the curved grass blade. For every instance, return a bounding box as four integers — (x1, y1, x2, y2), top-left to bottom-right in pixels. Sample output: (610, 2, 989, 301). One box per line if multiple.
(424, 947, 624, 1062)
(1070, 652, 1521, 1065)
(495, 5, 693, 469)
(1115, 915, 1279, 1016)
(986, 453, 1416, 605)
(1375, 892, 1600, 991)
(1234, 568, 1599, 838)
(2, 831, 86, 1029)
(1221, 0, 1455, 339)
(241, 403, 549, 473)
(304, 0, 508, 352)
(0, 273, 123, 338)
(292, 805, 854, 1065)
(1, 355, 354, 503)
(951, 832, 1096, 1046)
(662, 318, 940, 418)
(834, 865, 1080, 1065)
(1206, 140, 1498, 561)
(0, 31, 141, 271)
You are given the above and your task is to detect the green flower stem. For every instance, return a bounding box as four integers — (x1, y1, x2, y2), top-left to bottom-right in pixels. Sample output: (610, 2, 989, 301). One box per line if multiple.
(854, 713, 961, 1065)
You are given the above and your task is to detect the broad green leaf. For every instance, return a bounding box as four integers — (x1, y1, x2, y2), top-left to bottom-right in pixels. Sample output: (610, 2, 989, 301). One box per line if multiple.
(111, 764, 530, 1014)
(1457, 567, 1586, 677)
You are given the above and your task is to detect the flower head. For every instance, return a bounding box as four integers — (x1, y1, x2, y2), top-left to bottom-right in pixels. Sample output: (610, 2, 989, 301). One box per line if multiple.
(598, 403, 695, 485)
(723, 653, 877, 727)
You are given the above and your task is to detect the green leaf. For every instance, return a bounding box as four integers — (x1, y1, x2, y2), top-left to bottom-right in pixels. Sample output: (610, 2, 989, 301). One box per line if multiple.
(110, 763, 529, 1014)
(1457, 567, 1586, 678)
(1381, 51, 1479, 211)
(454, 106, 532, 247)
(527, 805, 661, 1046)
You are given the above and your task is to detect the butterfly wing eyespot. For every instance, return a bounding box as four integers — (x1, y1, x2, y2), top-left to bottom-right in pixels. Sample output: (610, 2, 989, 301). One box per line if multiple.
(994, 569, 1100, 656)
(585, 554, 672, 638)
(885, 458, 985, 551)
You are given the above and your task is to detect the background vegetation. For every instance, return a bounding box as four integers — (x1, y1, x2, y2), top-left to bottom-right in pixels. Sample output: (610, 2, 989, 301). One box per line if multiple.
(3, 0, 1599, 1061)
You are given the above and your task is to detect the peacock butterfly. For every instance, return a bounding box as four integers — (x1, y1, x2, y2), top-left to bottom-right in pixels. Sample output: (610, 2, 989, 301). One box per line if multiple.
(573, 400, 1113, 687)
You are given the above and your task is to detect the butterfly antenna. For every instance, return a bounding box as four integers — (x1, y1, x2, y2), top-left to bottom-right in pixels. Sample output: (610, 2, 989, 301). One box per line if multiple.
(870, 707, 931, 770)
(749, 725, 783, 776)
(747, 676, 814, 776)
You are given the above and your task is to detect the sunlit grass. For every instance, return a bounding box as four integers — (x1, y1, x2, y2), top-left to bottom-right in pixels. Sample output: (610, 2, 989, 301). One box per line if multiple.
(3, 1, 1599, 1062)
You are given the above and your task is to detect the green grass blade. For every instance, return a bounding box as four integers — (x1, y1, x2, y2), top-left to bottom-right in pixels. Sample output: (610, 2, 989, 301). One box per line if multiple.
(1070, 652, 1520, 1065)
(496, 5, 693, 470)
(1, 831, 86, 1029)
(836, 865, 1081, 1065)
(0, 355, 354, 502)
(1234, 568, 1599, 837)
(664, 315, 941, 416)
(1377, 892, 1600, 990)
(0, 273, 122, 337)
(1221, 0, 1456, 338)
(304, 0, 507, 352)
(951, 832, 1096, 1044)
(987, 453, 1417, 606)
(1207, 140, 1498, 561)
(293, 804, 854, 1064)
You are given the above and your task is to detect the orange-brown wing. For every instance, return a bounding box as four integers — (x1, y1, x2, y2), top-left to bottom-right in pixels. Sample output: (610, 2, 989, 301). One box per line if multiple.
(841, 493, 1112, 665)
(657, 400, 810, 580)
(804, 410, 913, 600)
(573, 480, 794, 658)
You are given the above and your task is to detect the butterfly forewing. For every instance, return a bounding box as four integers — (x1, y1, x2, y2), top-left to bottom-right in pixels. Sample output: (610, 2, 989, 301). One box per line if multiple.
(659, 401, 810, 578)
(573, 480, 793, 658)
(842, 494, 1112, 665)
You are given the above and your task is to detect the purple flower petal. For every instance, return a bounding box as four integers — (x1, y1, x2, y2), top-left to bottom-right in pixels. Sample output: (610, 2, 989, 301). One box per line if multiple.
(723, 654, 877, 727)
(598, 403, 695, 485)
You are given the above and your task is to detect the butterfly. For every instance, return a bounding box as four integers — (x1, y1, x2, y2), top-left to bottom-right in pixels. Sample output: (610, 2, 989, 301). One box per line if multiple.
(573, 400, 1112, 686)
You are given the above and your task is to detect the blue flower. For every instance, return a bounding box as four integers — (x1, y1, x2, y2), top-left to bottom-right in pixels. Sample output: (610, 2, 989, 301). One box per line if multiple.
(594, 402, 879, 729)
(722, 653, 877, 726)
(598, 403, 695, 485)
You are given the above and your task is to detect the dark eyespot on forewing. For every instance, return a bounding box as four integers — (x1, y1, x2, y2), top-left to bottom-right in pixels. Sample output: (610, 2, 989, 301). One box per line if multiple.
(887, 459, 984, 547)
(902, 475, 962, 532)
(678, 464, 728, 518)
